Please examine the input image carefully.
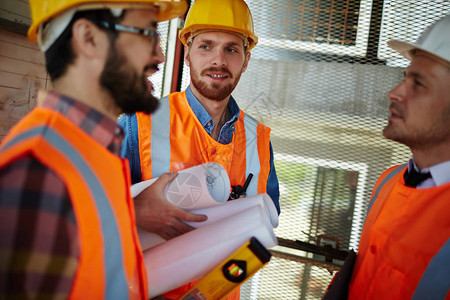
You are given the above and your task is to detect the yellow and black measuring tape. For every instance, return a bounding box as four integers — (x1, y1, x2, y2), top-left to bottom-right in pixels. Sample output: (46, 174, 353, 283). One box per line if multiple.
(180, 237, 272, 300)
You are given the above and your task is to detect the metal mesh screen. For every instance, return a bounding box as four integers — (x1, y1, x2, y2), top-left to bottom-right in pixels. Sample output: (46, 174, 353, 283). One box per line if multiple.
(174, 0, 449, 298)
(150, 20, 169, 98)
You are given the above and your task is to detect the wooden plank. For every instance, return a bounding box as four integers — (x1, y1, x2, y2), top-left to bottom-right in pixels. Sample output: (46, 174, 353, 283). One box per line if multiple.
(0, 85, 18, 99)
(0, 56, 47, 79)
(0, 81, 39, 105)
(0, 119, 19, 142)
(0, 29, 38, 49)
(0, 39, 45, 64)
(0, 70, 47, 90)
(0, 82, 38, 122)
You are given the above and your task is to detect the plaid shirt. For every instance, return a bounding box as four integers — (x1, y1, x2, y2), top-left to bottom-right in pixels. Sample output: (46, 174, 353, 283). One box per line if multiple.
(0, 91, 124, 298)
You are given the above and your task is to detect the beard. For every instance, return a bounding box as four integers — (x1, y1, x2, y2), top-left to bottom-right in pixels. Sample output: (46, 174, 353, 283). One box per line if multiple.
(100, 43, 159, 115)
(383, 103, 450, 149)
(190, 65, 242, 101)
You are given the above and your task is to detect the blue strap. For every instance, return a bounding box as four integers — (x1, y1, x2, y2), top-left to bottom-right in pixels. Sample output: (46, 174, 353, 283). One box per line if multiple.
(366, 164, 407, 216)
(3, 126, 130, 299)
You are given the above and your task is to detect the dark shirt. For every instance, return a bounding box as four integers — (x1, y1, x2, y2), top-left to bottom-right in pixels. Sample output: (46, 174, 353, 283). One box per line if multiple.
(0, 91, 124, 297)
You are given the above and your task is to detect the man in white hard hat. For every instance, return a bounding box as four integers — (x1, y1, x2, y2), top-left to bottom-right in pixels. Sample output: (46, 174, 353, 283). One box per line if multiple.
(0, 0, 207, 298)
(342, 14, 450, 299)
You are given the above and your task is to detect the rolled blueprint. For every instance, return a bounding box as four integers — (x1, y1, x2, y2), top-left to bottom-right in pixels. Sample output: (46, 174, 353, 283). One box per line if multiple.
(138, 193, 279, 250)
(134, 162, 231, 250)
(131, 162, 230, 209)
(144, 205, 278, 298)
(190, 193, 279, 228)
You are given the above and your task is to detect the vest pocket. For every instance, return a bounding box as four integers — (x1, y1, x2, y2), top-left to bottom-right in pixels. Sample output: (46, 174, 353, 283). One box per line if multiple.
(362, 230, 409, 299)
(368, 258, 407, 299)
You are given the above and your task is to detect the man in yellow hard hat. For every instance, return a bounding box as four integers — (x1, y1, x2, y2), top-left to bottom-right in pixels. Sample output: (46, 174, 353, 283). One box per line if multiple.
(0, 0, 207, 298)
(119, 0, 280, 298)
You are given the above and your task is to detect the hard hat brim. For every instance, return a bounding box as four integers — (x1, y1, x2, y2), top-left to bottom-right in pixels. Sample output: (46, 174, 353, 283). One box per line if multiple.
(179, 24, 258, 50)
(388, 39, 448, 64)
(387, 40, 418, 61)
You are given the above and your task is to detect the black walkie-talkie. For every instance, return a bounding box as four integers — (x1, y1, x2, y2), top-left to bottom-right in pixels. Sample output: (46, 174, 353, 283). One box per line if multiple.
(229, 173, 253, 200)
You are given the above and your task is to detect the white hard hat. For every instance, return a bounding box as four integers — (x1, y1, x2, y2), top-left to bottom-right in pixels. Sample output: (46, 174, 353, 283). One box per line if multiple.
(387, 14, 450, 65)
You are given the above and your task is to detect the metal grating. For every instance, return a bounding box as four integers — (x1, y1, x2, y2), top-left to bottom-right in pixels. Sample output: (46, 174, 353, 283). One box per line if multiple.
(159, 0, 450, 299)
(269, 0, 361, 46)
(150, 20, 169, 98)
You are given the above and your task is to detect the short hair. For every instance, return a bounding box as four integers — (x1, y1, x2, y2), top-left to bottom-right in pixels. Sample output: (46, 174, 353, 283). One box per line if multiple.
(45, 9, 124, 81)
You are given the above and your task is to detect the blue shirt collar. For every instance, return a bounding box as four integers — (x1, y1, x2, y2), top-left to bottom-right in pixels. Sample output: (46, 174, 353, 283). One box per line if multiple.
(185, 85, 240, 133)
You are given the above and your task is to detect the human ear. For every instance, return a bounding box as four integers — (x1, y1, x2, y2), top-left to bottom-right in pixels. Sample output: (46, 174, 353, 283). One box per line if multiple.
(71, 19, 107, 59)
(242, 51, 251, 73)
(184, 45, 191, 67)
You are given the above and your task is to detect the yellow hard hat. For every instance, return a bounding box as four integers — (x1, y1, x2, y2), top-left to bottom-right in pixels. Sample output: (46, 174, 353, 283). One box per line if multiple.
(27, 0, 188, 43)
(179, 0, 258, 51)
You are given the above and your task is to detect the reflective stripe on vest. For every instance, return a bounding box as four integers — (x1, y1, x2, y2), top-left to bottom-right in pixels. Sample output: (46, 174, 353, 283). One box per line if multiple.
(242, 113, 261, 196)
(366, 163, 407, 215)
(3, 126, 130, 298)
(412, 238, 450, 300)
(138, 93, 271, 196)
(0, 109, 147, 299)
(151, 95, 171, 175)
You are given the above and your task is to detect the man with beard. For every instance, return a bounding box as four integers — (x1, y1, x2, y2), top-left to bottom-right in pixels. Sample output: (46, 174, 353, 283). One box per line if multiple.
(0, 0, 207, 298)
(119, 0, 280, 298)
(323, 14, 450, 300)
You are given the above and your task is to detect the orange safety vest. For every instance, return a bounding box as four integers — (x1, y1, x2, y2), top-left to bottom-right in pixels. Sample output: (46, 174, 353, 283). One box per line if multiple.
(136, 90, 272, 196)
(349, 164, 450, 299)
(135, 91, 272, 300)
(0, 108, 148, 299)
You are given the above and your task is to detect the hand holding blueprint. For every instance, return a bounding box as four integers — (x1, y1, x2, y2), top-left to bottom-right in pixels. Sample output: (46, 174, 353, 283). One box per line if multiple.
(130, 162, 279, 298)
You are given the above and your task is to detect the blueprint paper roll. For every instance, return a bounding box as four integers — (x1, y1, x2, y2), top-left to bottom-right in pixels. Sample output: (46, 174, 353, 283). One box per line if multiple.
(138, 193, 279, 250)
(144, 205, 278, 298)
(131, 178, 157, 198)
(138, 229, 165, 251)
(190, 193, 279, 228)
(131, 162, 230, 209)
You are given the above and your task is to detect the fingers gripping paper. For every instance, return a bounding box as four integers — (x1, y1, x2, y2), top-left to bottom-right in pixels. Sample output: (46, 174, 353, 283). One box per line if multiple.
(133, 163, 234, 250)
(131, 162, 230, 208)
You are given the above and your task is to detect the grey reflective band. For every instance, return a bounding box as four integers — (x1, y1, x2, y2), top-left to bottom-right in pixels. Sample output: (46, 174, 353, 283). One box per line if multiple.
(366, 163, 407, 216)
(151, 96, 171, 177)
(243, 114, 261, 196)
(412, 238, 450, 299)
(3, 126, 130, 299)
